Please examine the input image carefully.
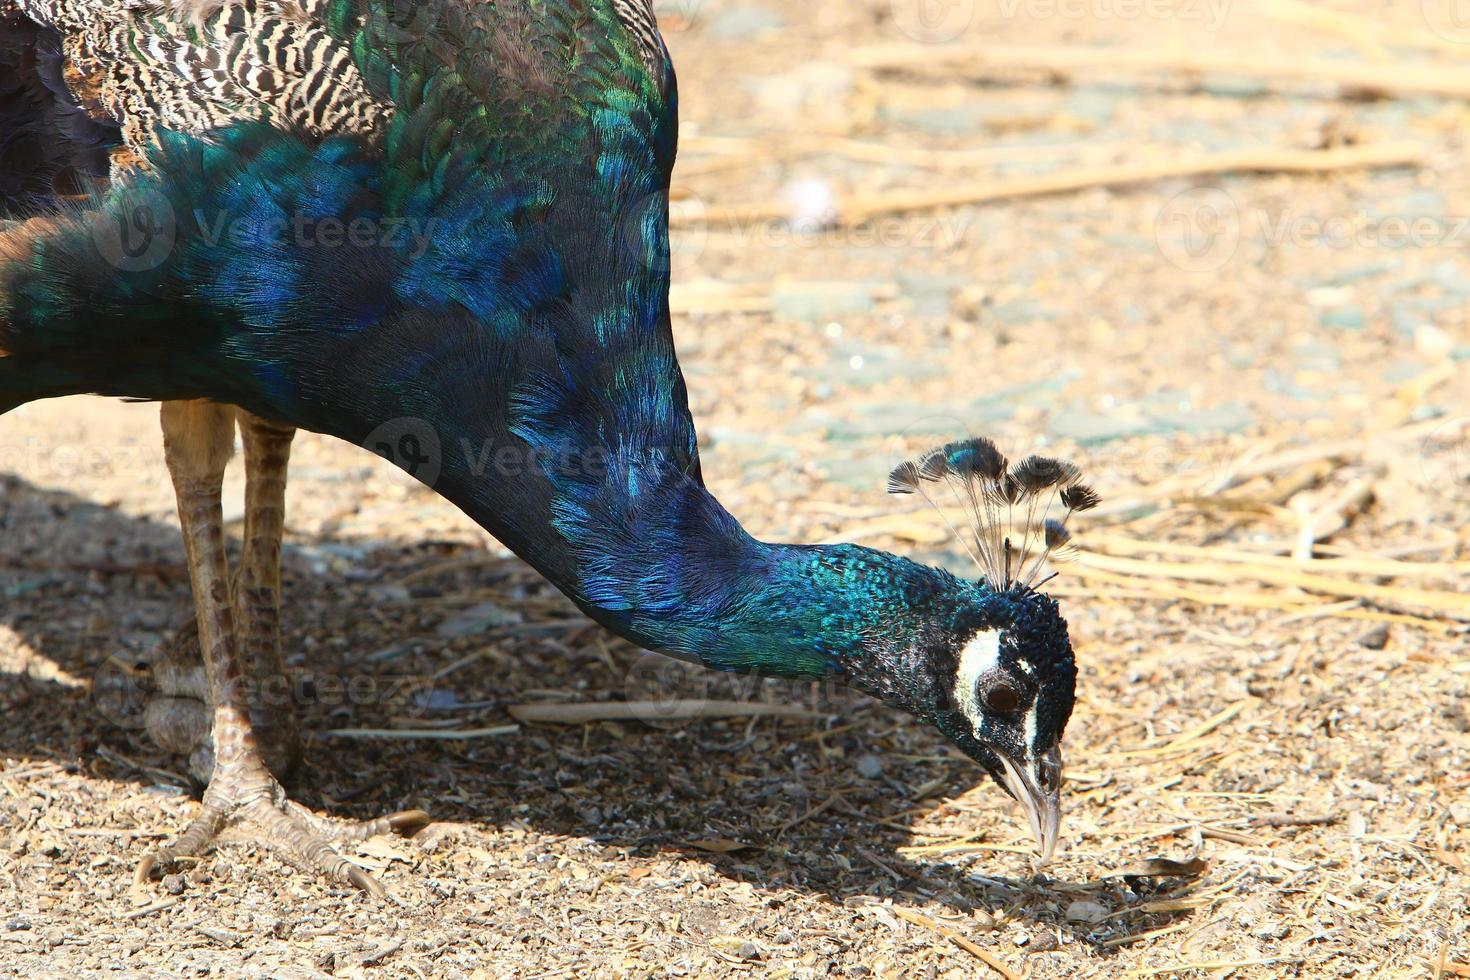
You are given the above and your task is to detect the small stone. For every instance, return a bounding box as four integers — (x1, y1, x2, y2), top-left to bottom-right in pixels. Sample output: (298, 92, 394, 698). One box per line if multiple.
(855, 754, 884, 779)
(1320, 306, 1366, 331)
(436, 601, 521, 637)
(162, 873, 187, 896)
(5, 919, 31, 932)
(1448, 802, 1470, 825)
(1357, 624, 1390, 650)
(1064, 900, 1109, 924)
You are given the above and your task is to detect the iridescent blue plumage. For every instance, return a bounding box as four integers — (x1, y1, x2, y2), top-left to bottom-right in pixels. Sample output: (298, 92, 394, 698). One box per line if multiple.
(0, 0, 1084, 861)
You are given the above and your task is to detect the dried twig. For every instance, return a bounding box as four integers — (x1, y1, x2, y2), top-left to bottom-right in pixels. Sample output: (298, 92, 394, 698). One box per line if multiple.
(674, 143, 1422, 228)
(890, 907, 1020, 980)
(1251, 812, 1340, 828)
(1071, 552, 1470, 619)
(1077, 533, 1468, 581)
(324, 725, 520, 740)
(507, 700, 826, 724)
(849, 42, 1470, 100)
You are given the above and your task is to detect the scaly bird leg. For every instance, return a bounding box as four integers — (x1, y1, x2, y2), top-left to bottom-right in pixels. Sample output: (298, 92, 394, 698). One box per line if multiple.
(136, 401, 429, 899)
(146, 413, 304, 782)
(234, 412, 302, 775)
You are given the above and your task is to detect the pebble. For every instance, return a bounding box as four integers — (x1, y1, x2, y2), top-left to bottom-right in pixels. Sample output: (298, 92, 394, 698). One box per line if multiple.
(436, 601, 521, 637)
(1064, 900, 1109, 924)
(1357, 624, 1390, 650)
(854, 754, 884, 779)
(1319, 306, 1366, 331)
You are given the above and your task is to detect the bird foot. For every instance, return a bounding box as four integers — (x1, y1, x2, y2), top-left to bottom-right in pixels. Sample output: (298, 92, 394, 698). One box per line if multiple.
(134, 759, 431, 900)
(142, 621, 302, 784)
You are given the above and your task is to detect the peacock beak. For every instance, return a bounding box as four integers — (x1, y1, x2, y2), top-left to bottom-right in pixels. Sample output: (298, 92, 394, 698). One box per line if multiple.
(996, 744, 1063, 863)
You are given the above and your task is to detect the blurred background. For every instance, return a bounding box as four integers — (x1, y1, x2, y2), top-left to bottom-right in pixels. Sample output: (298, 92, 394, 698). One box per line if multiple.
(1, 1, 1467, 976)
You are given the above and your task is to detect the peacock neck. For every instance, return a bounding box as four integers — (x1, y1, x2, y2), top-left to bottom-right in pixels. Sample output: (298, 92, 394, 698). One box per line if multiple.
(449, 450, 959, 707)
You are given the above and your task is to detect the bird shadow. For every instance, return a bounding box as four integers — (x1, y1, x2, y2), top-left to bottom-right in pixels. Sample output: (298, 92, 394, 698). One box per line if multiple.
(0, 472, 1200, 950)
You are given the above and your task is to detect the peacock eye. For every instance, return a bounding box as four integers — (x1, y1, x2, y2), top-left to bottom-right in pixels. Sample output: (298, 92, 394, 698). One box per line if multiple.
(983, 682, 1020, 715)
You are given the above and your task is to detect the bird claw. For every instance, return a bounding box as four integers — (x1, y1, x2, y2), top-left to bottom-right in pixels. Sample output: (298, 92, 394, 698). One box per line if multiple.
(133, 766, 430, 900)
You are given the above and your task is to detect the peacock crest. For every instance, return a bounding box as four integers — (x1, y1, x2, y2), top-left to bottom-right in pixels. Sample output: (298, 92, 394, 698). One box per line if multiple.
(887, 437, 1100, 593)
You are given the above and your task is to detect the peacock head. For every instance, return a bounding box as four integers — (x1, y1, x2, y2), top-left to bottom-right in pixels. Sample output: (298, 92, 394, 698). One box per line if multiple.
(883, 438, 1100, 862)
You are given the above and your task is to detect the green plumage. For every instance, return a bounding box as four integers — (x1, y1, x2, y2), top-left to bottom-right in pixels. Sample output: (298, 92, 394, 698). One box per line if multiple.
(0, 2, 1082, 833)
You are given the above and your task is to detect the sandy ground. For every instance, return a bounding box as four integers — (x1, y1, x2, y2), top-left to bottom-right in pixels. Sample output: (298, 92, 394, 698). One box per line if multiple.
(1, 1, 1468, 977)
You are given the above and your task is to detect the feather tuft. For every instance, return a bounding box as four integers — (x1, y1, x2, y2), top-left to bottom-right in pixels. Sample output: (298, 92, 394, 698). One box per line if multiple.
(1060, 483, 1100, 513)
(886, 460, 922, 495)
(1008, 455, 1079, 495)
(885, 437, 1100, 592)
(944, 436, 1008, 481)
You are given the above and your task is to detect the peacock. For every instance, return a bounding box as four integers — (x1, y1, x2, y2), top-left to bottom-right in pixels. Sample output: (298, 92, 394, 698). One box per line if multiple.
(0, 0, 1098, 898)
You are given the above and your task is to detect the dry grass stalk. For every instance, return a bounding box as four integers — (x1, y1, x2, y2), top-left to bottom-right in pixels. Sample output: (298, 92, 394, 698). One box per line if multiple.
(1071, 552, 1470, 618)
(848, 42, 1470, 100)
(1292, 479, 1375, 559)
(1077, 533, 1468, 580)
(507, 700, 827, 724)
(324, 725, 520, 740)
(890, 907, 1020, 979)
(675, 143, 1423, 228)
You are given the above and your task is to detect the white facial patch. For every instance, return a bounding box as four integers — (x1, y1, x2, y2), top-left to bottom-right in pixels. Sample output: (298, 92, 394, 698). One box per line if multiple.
(1023, 703, 1040, 758)
(953, 629, 1002, 734)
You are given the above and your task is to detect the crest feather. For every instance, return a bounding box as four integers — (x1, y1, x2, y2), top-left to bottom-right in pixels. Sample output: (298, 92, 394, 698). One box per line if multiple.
(886, 437, 1100, 592)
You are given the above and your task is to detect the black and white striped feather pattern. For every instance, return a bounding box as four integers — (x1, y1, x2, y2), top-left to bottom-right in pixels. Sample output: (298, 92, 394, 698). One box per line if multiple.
(5, 0, 384, 156)
(0, 0, 673, 179)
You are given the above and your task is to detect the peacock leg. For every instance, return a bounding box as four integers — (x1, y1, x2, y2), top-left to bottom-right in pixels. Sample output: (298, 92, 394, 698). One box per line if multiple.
(144, 414, 302, 783)
(135, 401, 429, 899)
(233, 412, 303, 776)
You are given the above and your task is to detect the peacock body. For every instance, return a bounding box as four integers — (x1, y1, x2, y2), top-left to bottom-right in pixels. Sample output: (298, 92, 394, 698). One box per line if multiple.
(0, 0, 1089, 894)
